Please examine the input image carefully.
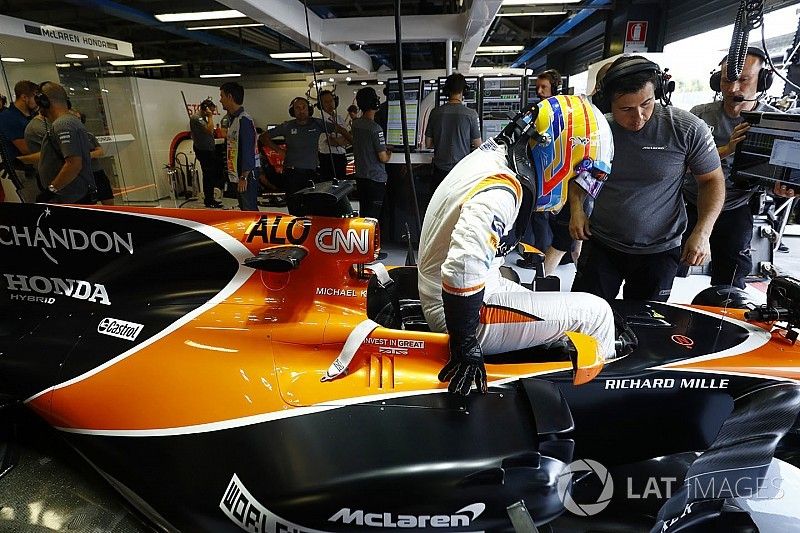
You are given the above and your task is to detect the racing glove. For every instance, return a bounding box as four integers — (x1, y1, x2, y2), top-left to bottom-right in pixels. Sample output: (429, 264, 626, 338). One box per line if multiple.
(438, 289, 488, 396)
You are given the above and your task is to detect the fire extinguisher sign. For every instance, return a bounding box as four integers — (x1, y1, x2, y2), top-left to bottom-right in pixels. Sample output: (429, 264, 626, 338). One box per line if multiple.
(624, 20, 648, 53)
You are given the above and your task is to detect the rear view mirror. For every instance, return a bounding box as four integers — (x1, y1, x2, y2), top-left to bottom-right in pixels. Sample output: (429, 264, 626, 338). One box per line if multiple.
(565, 331, 604, 385)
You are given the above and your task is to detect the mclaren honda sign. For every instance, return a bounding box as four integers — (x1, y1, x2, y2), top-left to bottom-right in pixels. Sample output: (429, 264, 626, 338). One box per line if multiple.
(0, 14, 133, 57)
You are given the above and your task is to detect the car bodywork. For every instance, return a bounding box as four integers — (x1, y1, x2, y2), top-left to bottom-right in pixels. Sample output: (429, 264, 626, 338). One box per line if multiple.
(1, 202, 799, 532)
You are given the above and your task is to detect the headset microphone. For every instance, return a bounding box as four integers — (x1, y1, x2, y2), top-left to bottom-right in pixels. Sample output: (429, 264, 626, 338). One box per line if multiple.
(732, 95, 759, 102)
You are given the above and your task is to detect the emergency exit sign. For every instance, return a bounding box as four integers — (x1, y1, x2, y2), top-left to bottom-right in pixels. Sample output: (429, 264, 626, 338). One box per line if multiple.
(624, 20, 648, 53)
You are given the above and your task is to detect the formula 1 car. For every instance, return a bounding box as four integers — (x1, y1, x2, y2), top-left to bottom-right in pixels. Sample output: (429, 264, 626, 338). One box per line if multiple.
(1, 192, 800, 533)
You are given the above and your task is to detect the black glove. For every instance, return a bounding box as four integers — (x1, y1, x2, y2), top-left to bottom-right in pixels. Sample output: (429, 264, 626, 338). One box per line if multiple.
(439, 288, 487, 396)
(438, 335, 487, 396)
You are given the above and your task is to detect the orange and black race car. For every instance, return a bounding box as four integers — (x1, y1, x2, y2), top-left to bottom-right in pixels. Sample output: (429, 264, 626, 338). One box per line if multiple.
(1, 198, 800, 533)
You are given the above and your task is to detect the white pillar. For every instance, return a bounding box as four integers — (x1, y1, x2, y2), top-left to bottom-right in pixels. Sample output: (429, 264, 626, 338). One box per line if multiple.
(446, 38, 453, 74)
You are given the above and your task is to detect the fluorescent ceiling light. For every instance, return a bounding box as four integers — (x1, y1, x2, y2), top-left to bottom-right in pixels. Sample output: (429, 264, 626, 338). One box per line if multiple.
(360, 81, 367, 85)
(377, 81, 384, 85)
(283, 58, 329, 62)
(476, 50, 528, 55)
(472, 66, 498, 71)
(108, 58, 165, 66)
(155, 10, 244, 22)
(199, 73, 241, 78)
(345, 76, 352, 82)
(270, 51, 325, 59)
(477, 45, 524, 52)
(502, 0, 579, 4)
(107, 70, 124, 74)
(187, 23, 264, 30)
(337, 69, 350, 73)
(56, 63, 71, 67)
(65, 53, 88, 59)
(133, 63, 182, 69)
(1, 57, 25, 62)
(498, 10, 567, 16)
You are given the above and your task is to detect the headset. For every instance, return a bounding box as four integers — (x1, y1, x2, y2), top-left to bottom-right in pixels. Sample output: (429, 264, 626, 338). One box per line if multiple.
(442, 74, 476, 101)
(316, 90, 340, 110)
(355, 87, 381, 111)
(34, 81, 50, 110)
(538, 69, 561, 96)
(709, 46, 773, 94)
(592, 57, 674, 113)
(289, 96, 314, 117)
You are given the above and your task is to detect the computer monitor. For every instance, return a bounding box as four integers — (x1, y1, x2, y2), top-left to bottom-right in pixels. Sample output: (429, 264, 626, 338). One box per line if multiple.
(524, 75, 570, 107)
(387, 76, 422, 148)
(480, 76, 524, 139)
(436, 76, 479, 111)
(731, 111, 800, 190)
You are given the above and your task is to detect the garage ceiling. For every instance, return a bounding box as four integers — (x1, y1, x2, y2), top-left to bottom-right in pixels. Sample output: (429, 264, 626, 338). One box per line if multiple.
(3, 0, 789, 80)
(1, 0, 606, 79)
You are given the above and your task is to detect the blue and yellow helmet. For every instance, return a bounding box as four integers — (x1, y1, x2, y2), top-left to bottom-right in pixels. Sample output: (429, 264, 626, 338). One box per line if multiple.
(529, 95, 613, 211)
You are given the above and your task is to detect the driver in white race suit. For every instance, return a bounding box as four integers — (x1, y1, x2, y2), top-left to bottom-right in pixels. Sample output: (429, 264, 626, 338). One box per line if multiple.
(419, 95, 628, 396)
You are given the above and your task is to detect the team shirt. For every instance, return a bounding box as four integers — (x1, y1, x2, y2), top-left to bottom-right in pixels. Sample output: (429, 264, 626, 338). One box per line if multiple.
(425, 103, 481, 172)
(684, 100, 779, 211)
(38, 113, 95, 203)
(268, 118, 326, 170)
(351, 117, 388, 183)
(590, 104, 721, 254)
(189, 113, 216, 152)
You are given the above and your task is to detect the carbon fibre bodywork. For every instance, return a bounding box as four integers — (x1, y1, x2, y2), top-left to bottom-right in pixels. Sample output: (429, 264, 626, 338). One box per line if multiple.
(1, 203, 800, 532)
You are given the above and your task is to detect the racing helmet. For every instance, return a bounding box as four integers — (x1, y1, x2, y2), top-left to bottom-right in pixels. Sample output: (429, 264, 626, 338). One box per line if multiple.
(529, 95, 613, 212)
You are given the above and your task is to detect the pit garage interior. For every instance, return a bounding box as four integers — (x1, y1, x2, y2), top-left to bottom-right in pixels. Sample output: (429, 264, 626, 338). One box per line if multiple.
(2, 0, 800, 532)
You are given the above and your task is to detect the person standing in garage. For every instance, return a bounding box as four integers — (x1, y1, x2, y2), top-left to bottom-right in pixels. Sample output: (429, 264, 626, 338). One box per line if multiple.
(352, 87, 391, 220)
(683, 47, 792, 289)
(571, 56, 725, 301)
(317, 90, 351, 182)
(190, 98, 224, 208)
(425, 73, 482, 185)
(219, 82, 259, 211)
(35, 82, 96, 204)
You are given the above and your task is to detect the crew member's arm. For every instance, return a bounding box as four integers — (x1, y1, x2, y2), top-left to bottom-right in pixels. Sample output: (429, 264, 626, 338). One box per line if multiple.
(718, 122, 750, 159)
(237, 115, 258, 193)
(203, 112, 215, 135)
(89, 135, 104, 159)
(470, 111, 482, 149)
(568, 180, 591, 240)
(682, 120, 725, 266)
(50, 156, 83, 191)
(49, 123, 86, 191)
(12, 138, 30, 155)
(330, 118, 352, 145)
(438, 174, 521, 395)
(374, 126, 392, 163)
(16, 152, 40, 165)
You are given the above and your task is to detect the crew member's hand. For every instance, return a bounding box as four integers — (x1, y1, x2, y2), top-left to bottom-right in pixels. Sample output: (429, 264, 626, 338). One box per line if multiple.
(438, 336, 487, 396)
(681, 230, 710, 266)
(774, 181, 797, 198)
(569, 209, 592, 241)
(238, 177, 248, 193)
(723, 122, 750, 157)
